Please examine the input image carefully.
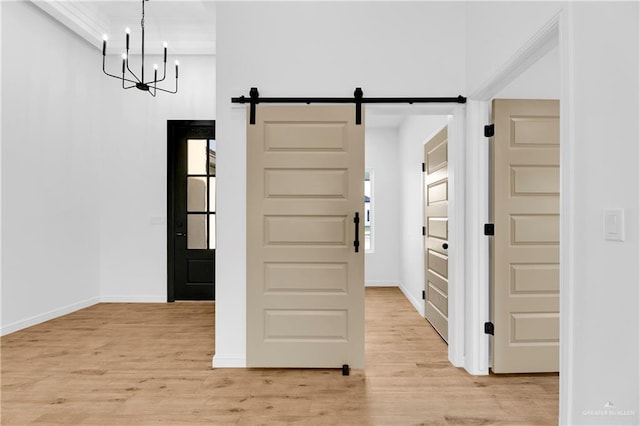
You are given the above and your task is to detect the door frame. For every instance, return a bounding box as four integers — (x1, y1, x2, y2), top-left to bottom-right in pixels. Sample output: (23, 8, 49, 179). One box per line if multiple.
(167, 120, 216, 302)
(464, 9, 566, 381)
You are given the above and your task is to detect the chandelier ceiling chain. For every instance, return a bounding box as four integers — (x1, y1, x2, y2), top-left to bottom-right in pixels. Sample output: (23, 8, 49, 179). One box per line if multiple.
(102, 0, 179, 96)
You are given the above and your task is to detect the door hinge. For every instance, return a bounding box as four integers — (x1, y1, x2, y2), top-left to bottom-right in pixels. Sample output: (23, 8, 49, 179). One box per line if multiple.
(484, 223, 495, 236)
(421, 162, 425, 172)
(422, 226, 426, 236)
(484, 124, 495, 138)
(422, 290, 426, 300)
(484, 322, 494, 335)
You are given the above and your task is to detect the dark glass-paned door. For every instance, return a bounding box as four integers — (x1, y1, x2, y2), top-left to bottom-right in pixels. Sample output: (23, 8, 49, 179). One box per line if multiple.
(168, 121, 215, 301)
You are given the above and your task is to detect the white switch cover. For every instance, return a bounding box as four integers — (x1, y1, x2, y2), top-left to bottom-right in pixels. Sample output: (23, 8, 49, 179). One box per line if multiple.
(603, 209, 624, 241)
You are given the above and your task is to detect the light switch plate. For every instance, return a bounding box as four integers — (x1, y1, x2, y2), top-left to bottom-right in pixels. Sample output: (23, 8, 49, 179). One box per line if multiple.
(150, 216, 165, 225)
(603, 209, 624, 241)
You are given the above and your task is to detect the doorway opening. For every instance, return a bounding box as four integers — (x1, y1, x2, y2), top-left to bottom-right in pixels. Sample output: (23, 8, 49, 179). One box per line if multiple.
(364, 106, 460, 361)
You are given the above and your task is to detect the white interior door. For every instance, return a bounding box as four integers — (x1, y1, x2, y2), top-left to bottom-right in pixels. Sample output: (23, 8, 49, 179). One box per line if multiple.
(491, 99, 560, 373)
(247, 105, 365, 368)
(424, 126, 449, 342)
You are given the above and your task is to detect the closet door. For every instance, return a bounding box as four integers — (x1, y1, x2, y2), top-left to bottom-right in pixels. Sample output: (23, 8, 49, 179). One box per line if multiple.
(491, 99, 560, 373)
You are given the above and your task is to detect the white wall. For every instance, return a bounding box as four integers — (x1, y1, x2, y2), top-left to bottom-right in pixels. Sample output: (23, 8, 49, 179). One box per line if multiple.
(215, 1, 466, 366)
(466, 1, 639, 423)
(567, 3, 638, 424)
(496, 45, 560, 99)
(0, 1, 216, 333)
(364, 127, 400, 287)
(1, 1, 102, 334)
(99, 54, 215, 302)
(397, 116, 448, 315)
(1, 0, 4, 330)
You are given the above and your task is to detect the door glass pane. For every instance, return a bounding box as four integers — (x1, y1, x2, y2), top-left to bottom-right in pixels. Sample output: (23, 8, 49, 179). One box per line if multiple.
(208, 139, 216, 175)
(188, 139, 207, 175)
(208, 214, 216, 249)
(364, 170, 372, 251)
(187, 214, 207, 249)
(187, 177, 207, 212)
(209, 177, 216, 212)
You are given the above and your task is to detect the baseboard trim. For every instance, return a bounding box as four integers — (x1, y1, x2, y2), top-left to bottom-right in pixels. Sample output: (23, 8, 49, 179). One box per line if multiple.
(1, 296, 100, 336)
(100, 296, 166, 303)
(365, 281, 399, 287)
(212, 355, 246, 368)
(399, 284, 424, 317)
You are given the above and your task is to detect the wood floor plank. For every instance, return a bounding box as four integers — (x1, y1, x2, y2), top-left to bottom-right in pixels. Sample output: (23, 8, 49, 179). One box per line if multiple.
(1, 288, 558, 425)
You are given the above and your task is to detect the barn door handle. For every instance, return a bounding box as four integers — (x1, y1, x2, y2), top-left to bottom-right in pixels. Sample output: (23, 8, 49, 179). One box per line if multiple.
(353, 212, 360, 253)
(176, 232, 186, 237)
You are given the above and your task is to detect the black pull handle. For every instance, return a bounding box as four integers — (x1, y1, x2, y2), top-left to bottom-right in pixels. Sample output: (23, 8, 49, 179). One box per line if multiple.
(442, 243, 448, 250)
(353, 212, 360, 253)
(176, 232, 186, 237)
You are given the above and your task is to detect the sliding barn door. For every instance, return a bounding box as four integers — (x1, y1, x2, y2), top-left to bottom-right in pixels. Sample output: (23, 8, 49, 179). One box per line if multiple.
(491, 99, 560, 373)
(247, 105, 365, 368)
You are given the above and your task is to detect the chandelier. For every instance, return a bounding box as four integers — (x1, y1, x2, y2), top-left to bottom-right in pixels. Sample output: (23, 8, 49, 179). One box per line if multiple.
(102, 0, 178, 96)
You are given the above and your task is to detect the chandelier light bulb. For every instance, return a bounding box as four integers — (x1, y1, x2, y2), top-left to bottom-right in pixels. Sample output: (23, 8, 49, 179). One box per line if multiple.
(122, 53, 127, 60)
(103, 34, 108, 41)
(154, 64, 158, 70)
(126, 27, 131, 34)
(175, 60, 179, 66)
(163, 42, 168, 48)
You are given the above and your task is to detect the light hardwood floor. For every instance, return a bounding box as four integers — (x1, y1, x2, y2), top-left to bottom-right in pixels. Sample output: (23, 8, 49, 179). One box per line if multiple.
(1, 288, 558, 425)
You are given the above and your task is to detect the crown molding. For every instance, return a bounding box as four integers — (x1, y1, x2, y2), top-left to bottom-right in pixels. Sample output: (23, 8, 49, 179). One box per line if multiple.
(469, 11, 560, 101)
(30, 1, 215, 55)
(31, 0, 109, 51)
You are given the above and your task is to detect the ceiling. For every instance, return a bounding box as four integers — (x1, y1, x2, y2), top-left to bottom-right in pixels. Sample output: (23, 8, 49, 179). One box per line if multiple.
(33, 0, 216, 55)
(33, 1, 451, 129)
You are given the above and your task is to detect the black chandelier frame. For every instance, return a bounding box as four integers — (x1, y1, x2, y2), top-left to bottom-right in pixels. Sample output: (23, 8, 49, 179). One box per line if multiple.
(102, 0, 178, 96)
